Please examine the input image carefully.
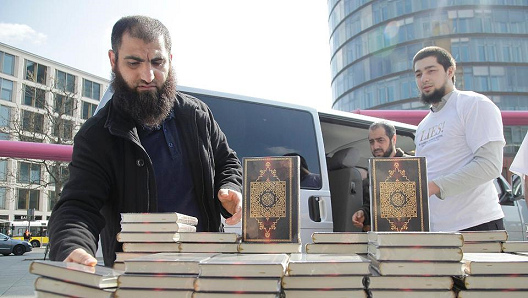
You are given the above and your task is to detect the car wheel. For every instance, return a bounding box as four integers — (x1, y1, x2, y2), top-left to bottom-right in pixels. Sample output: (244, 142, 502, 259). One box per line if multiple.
(30, 240, 40, 248)
(13, 245, 25, 256)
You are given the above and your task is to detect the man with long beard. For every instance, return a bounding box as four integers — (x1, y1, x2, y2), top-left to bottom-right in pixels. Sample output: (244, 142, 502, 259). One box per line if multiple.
(351, 121, 409, 231)
(413, 46, 505, 232)
(49, 15, 243, 267)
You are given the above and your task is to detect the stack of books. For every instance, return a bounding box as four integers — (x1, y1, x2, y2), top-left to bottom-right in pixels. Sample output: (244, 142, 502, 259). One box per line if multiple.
(193, 253, 288, 297)
(114, 253, 216, 298)
(365, 231, 464, 297)
(29, 260, 122, 298)
(455, 252, 528, 297)
(282, 253, 370, 297)
(304, 232, 368, 254)
(460, 230, 508, 253)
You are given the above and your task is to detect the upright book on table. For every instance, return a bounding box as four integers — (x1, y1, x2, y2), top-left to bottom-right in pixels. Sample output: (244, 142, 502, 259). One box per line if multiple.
(29, 261, 122, 288)
(369, 157, 429, 232)
(242, 156, 300, 243)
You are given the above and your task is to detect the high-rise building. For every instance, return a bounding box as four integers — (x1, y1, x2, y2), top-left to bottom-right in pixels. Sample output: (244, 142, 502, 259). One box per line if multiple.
(0, 42, 109, 222)
(327, 0, 528, 153)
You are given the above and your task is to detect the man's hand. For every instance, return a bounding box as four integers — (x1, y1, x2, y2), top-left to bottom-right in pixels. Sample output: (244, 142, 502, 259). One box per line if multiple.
(63, 248, 97, 267)
(218, 189, 242, 225)
(428, 181, 441, 198)
(352, 210, 365, 228)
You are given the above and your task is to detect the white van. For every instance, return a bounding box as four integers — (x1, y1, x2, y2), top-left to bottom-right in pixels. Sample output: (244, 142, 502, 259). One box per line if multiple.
(98, 86, 527, 243)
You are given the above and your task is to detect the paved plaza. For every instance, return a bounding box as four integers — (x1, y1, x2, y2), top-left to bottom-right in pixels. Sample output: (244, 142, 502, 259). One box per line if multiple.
(0, 247, 46, 298)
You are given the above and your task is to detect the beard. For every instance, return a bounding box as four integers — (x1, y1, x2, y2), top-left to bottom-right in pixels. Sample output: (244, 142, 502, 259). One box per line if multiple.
(111, 66, 177, 127)
(420, 84, 446, 105)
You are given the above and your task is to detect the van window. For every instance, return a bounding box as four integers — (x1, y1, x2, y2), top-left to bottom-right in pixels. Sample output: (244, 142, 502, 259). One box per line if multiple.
(191, 93, 322, 189)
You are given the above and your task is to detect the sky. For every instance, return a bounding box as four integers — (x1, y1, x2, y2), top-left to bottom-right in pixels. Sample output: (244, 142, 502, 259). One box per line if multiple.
(0, 0, 333, 110)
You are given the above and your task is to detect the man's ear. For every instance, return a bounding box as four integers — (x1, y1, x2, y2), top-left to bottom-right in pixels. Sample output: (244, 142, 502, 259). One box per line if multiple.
(109, 50, 116, 69)
(447, 66, 455, 79)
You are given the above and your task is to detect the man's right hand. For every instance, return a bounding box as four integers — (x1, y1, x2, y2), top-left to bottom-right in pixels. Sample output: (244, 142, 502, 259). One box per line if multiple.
(63, 248, 97, 267)
(352, 210, 365, 228)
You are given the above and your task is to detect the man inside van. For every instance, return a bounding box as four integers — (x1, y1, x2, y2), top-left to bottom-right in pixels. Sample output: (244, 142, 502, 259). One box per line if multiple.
(413, 46, 504, 232)
(352, 121, 409, 231)
(49, 15, 243, 267)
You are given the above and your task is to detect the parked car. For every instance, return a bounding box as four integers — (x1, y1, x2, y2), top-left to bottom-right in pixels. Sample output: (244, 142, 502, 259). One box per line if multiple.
(496, 175, 528, 240)
(0, 232, 32, 256)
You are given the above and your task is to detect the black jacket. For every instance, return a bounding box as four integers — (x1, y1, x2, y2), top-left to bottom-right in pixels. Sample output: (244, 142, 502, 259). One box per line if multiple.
(49, 92, 242, 266)
(360, 148, 408, 229)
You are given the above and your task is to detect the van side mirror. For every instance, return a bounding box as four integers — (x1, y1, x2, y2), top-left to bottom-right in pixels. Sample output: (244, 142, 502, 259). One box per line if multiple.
(511, 174, 525, 200)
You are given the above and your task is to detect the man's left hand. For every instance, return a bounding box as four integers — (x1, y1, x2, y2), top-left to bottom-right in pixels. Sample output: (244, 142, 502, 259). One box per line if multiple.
(218, 189, 242, 225)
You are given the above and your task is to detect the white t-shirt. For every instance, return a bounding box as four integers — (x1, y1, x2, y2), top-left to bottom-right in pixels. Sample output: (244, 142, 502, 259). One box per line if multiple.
(415, 90, 505, 231)
(510, 133, 528, 182)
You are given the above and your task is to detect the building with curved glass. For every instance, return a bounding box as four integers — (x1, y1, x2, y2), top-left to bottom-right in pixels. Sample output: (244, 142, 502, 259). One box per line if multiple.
(327, 0, 528, 155)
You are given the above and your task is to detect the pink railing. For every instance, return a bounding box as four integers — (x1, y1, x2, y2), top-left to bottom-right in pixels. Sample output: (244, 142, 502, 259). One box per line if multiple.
(0, 140, 72, 162)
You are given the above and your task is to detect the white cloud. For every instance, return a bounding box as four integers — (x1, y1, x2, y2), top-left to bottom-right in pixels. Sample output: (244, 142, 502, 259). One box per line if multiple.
(0, 23, 47, 45)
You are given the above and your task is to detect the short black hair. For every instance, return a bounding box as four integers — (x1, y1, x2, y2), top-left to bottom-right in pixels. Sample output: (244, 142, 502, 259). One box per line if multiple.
(111, 15, 172, 54)
(369, 121, 396, 139)
(413, 46, 456, 83)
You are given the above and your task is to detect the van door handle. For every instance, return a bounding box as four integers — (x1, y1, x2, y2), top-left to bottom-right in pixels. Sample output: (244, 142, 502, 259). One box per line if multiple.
(308, 196, 321, 222)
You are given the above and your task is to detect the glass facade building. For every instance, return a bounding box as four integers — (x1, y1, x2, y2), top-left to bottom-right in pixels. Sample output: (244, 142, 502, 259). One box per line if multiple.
(327, 0, 528, 155)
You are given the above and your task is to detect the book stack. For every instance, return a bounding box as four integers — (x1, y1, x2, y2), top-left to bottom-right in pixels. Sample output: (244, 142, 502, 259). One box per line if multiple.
(282, 253, 370, 297)
(193, 253, 288, 297)
(114, 253, 216, 298)
(304, 232, 368, 254)
(455, 252, 528, 297)
(365, 232, 464, 298)
(29, 260, 122, 298)
(460, 230, 508, 253)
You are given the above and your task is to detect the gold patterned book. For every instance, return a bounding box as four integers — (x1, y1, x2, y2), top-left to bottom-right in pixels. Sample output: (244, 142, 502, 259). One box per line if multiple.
(242, 156, 300, 242)
(369, 157, 429, 232)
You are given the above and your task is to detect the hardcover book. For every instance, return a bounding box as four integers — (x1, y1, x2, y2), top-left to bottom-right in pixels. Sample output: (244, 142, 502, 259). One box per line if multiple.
(242, 156, 300, 242)
(282, 289, 367, 298)
(29, 261, 122, 289)
(120, 222, 197, 233)
(178, 242, 239, 253)
(122, 242, 180, 253)
(117, 232, 181, 242)
(286, 253, 370, 276)
(367, 290, 456, 298)
(462, 241, 502, 253)
(173, 232, 240, 243)
(118, 273, 196, 289)
(365, 271, 454, 290)
(35, 290, 72, 298)
(281, 275, 364, 289)
(192, 293, 281, 298)
(368, 256, 465, 276)
(369, 157, 429, 231)
(115, 252, 151, 262)
(34, 277, 115, 298)
(114, 288, 193, 298)
(453, 275, 528, 290)
(305, 243, 367, 254)
(460, 230, 508, 242)
(123, 252, 217, 274)
(368, 244, 463, 261)
(462, 252, 528, 275)
(501, 241, 528, 252)
(368, 232, 463, 247)
(457, 290, 528, 298)
(120, 212, 198, 225)
(198, 253, 289, 277)
(194, 277, 281, 293)
(237, 242, 302, 253)
(311, 232, 368, 244)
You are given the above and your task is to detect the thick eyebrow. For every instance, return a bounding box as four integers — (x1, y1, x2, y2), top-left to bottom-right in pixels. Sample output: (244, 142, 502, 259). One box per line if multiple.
(415, 65, 437, 74)
(123, 55, 165, 64)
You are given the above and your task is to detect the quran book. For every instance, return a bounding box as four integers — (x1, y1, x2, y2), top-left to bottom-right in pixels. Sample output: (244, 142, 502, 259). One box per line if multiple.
(178, 242, 239, 253)
(457, 290, 528, 298)
(29, 261, 122, 288)
(365, 272, 454, 290)
(311, 232, 368, 243)
(367, 290, 456, 298)
(462, 252, 528, 275)
(122, 242, 180, 252)
(305, 243, 367, 254)
(115, 252, 151, 262)
(460, 230, 508, 242)
(120, 212, 198, 225)
(368, 232, 463, 247)
(192, 293, 281, 298)
(281, 275, 364, 289)
(369, 157, 429, 232)
(120, 222, 197, 233)
(453, 275, 528, 290)
(237, 242, 301, 253)
(123, 252, 216, 274)
(462, 241, 502, 253)
(242, 156, 300, 243)
(282, 289, 367, 298)
(118, 273, 196, 289)
(368, 244, 463, 261)
(286, 253, 370, 276)
(173, 232, 240, 243)
(501, 241, 528, 252)
(34, 277, 115, 298)
(194, 277, 281, 292)
(114, 288, 193, 298)
(369, 257, 465, 276)
(117, 232, 179, 242)
(198, 253, 289, 277)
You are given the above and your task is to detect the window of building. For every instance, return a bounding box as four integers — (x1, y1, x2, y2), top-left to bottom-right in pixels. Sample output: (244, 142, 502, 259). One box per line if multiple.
(48, 190, 58, 211)
(0, 160, 7, 181)
(23, 85, 45, 108)
(21, 110, 44, 134)
(0, 187, 6, 209)
(0, 78, 14, 102)
(0, 51, 15, 76)
(56, 70, 76, 93)
(82, 101, 97, 119)
(17, 188, 40, 210)
(25, 59, 47, 84)
(18, 162, 41, 184)
(54, 94, 75, 116)
(50, 164, 69, 186)
(52, 118, 74, 140)
(83, 79, 101, 100)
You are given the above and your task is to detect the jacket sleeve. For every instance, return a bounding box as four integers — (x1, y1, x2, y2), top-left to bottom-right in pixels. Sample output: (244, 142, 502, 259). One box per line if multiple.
(48, 131, 110, 262)
(360, 177, 371, 226)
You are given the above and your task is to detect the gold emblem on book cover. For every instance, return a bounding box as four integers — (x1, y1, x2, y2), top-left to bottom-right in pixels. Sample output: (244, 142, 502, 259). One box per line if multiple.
(379, 162, 417, 231)
(250, 161, 287, 238)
